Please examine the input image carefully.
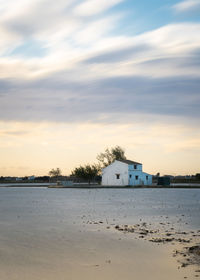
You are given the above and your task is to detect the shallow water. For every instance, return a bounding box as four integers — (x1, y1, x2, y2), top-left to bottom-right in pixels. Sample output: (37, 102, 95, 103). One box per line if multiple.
(0, 188, 199, 280)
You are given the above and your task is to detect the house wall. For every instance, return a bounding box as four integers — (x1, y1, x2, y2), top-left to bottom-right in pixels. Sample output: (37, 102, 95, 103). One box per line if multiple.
(128, 169, 152, 186)
(128, 164, 142, 172)
(144, 173, 153, 185)
(102, 161, 129, 186)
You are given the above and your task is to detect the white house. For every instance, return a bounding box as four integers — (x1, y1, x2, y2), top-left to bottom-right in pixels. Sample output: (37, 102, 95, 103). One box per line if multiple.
(102, 159, 152, 186)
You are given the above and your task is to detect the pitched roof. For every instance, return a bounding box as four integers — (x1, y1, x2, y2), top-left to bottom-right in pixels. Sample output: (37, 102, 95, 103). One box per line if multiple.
(117, 159, 142, 165)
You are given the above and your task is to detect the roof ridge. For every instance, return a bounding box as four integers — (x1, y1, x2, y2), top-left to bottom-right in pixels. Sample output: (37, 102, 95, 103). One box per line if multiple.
(117, 159, 142, 165)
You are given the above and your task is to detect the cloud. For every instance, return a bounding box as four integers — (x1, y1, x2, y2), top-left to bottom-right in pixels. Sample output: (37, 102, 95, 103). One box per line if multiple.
(0, 25, 22, 56)
(73, 0, 123, 16)
(0, 74, 199, 126)
(0, 22, 199, 81)
(1, 0, 82, 51)
(0, 1, 199, 128)
(84, 44, 151, 64)
(173, 0, 200, 13)
(0, 130, 30, 136)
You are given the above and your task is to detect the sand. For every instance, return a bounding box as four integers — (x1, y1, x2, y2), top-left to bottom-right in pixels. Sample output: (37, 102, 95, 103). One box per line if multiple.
(0, 216, 199, 280)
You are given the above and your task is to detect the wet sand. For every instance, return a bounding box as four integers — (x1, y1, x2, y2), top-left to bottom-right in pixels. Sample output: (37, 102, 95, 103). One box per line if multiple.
(0, 225, 194, 280)
(0, 187, 199, 280)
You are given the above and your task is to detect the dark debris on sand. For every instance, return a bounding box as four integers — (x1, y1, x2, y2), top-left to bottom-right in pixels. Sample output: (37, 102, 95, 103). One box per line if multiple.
(113, 221, 200, 275)
(80, 213, 200, 276)
(173, 244, 200, 275)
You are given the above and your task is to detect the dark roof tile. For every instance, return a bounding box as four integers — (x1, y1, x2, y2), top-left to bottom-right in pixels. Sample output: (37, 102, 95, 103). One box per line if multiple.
(117, 159, 142, 165)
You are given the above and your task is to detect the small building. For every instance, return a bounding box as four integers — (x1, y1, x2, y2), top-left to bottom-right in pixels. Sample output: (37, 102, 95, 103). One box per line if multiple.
(28, 175, 35, 181)
(16, 177, 23, 181)
(102, 159, 152, 186)
(157, 176, 170, 186)
(57, 180, 73, 187)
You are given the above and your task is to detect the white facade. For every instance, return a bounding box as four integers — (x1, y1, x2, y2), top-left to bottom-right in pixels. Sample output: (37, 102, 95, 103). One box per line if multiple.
(102, 159, 152, 186)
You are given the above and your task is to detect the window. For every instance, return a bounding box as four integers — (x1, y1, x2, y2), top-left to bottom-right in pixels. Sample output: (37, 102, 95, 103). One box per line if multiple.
(116, 174, 120, 179)
(135, 175, 138, 180)
(134, 165, 137, 169)
(129, 174, 132, 178)
(146, 176, 148, 180)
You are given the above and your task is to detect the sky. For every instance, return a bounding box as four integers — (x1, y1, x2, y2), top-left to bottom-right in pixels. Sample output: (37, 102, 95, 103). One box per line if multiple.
(0, 0, 200, 177)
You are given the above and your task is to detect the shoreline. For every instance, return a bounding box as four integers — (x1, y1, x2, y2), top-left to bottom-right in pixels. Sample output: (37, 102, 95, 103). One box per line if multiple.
(1, 184, 200, 189)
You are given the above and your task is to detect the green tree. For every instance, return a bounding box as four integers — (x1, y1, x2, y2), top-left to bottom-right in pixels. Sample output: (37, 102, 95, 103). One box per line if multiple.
(97, 145, 126, 168)
(71, 164, 100, 184)
(48, 168, 61, 179)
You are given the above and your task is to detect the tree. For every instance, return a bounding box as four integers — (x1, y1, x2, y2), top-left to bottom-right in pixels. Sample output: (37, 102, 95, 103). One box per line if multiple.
(71, 164, 100, 184)
(97, 146, 126, 168)
(48, 168, 61, 178)
(195, 173, 200, 180)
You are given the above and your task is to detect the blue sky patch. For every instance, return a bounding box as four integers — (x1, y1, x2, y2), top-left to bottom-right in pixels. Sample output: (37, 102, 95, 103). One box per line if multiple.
(10, 40, 47, 58)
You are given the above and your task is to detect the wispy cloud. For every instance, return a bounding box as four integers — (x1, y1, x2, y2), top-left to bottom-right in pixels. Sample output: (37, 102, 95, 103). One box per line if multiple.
(173, 0, 200, 13)
(74, 0, 123, 16)
(0, 2, 199, 128)
(0, 22, 200, 126)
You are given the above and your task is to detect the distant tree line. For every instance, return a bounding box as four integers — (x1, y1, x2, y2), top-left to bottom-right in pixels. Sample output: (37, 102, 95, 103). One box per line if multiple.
(0, 176, 50, 183)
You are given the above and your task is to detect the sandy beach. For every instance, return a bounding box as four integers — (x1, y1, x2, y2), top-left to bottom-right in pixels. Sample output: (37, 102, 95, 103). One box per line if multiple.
(0, 187, 199, 280)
